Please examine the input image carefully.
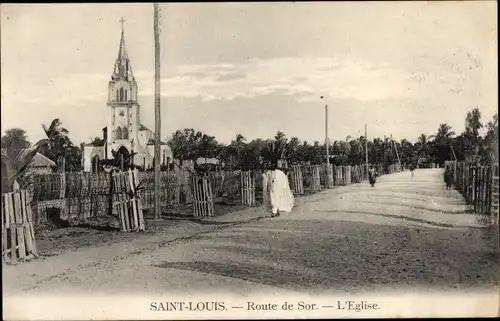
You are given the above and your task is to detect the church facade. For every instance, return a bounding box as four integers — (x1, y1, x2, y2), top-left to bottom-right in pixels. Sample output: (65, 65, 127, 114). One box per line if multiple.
(83, 24, 173, 172)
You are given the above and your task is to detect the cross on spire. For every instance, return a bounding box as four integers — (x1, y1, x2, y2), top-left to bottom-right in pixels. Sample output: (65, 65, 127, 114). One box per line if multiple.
(119, 17, 125, 32)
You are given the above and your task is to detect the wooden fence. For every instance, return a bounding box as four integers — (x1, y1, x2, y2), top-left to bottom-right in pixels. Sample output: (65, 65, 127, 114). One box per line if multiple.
(24, 162, 402, 225)
(2, 190, 37, 264)
(303, 165, 321, 192)
(192, 176, 215, 217)
(289, 165, 304, 195)
(241, 171, 256, 206)
(445, 161, 500, 222)
(491, 165, 500, 225)
(320, 164, 334, 189)
(112, 169, 145, 232)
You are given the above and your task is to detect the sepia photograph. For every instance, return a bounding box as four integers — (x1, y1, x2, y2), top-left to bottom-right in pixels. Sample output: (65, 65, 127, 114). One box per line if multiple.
(1, 1, 498, 319)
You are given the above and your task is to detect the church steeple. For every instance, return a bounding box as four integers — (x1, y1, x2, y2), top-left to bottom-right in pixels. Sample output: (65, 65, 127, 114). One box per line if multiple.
(112, 18, 134, 81)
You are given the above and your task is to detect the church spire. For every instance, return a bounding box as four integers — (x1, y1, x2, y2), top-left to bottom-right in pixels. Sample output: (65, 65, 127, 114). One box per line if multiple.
(117, 17, 128, 60)
(112, 17, 134, 81)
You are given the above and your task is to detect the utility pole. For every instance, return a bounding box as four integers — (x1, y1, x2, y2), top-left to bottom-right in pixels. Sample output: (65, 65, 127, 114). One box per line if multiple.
(391, 134, 402, 170)
(153, 3, 161, 220)
(450, 143, 457, 161)
(325, 104, 329, 166)
(321, 95, 333, 188)
(320, 96, 329, 165)
(365, 124, 368, 171)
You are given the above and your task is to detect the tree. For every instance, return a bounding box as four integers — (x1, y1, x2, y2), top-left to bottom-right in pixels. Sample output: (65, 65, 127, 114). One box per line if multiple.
(415, 133, 435, 165)
(398, 139, 414, 167)
(463, 108, 483, 163)
(100, 148, 139, 171)
(481, 113, 498, 165)
(88, 136, 105, 146)
(308, 141, 324, 165)
(348, 138, 363, 165)
(227, 134, 247, 169)
(433, 123, 456, 165)
(241, 139, 266, 170)
(1, 139, 49, 193)
(1, 128, 31, 150)
(286, 137, 301, 164)
(261, 131, 293, 167)
(197, 133, 218, 166)
(167, 128, 204, 162)
(40, 118, 81, 171)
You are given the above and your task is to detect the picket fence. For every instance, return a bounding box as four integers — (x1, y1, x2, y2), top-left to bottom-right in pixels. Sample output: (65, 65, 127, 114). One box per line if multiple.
(289, 165, 304, 195)
(445, 161, 500, 223)
(241, 171, 256, 206)
(2, 190, 37, 264)
(112, 169, 145, 232)
(23, 162, 401, 224)
(192, 176, 215, 217)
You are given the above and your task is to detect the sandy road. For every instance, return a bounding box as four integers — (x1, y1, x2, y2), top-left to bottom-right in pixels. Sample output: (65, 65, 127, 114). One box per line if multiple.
(3, 169, 498, 297)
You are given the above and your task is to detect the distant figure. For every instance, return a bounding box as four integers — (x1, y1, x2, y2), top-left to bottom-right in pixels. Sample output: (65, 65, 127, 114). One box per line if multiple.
(444, 166, 454, 190)
(262, 161, 295, 218)
(368, 166, 377, 187)
(410, 163, 416, 178)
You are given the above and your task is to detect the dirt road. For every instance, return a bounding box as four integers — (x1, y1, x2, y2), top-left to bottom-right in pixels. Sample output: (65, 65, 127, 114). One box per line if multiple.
(4, 169, 497, 299)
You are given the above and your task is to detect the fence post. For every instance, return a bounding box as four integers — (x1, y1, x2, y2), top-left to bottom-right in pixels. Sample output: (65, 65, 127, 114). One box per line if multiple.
(491, 165, 499, 226)
(59, 173, 66, 199)
(326, 164, 334, 189)
(241, 171, 256, 206)
(291, 165, 304, 195)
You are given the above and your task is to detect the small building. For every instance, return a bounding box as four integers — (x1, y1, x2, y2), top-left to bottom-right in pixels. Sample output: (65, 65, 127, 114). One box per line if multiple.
(25, 152, 57, 176)
(1, 149, 56, 176)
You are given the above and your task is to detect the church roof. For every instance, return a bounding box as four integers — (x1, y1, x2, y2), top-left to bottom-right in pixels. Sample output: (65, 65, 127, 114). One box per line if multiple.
(111, 19, 134, 81)
(138, 123, 151, 132)
(139, 124, 168, 145)
(147, 139, 168, 146)
(85, 141, 105, 147)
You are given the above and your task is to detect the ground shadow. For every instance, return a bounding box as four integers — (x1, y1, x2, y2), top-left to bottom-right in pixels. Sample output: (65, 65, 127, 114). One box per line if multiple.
(323, 209, 481, 228)
(154, 219, 498, 292)
(353, 200, 473, 215)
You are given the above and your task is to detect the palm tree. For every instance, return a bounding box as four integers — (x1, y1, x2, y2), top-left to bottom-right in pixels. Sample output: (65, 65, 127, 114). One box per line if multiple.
(1, 128, 31, 149)
(416, 133, 435, 164)
(228, 134, 247, 169)
(436, 123, 455, 140)
(399, 139, 414, 167)
(42, 118, 69, 139)
(261, 131, 292, 167)
(1, 139, 49, 193)
(434, 123, 456, 164)
(41, 118, 71, 168)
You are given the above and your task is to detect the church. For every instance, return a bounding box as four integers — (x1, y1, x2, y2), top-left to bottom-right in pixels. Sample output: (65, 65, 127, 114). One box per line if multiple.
(83, 22, 173, 172)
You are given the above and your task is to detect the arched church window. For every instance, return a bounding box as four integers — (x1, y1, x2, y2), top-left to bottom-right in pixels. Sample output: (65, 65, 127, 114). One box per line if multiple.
(124, 90, 128, 101)
(116, 89, 119, 101)
(122, 126, 129, 139)
(115, 126, 122, 139)
(119, 88, 124, 101)
(92, 155, 100, 172)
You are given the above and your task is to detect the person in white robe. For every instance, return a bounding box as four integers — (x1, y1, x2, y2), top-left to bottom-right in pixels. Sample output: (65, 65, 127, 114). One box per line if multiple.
(262, 163, 295, 217)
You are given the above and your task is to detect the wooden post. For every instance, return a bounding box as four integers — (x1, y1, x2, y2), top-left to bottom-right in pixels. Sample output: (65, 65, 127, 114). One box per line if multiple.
(153, 3, 162, 220)
(325, 104, 329, 166)
(491, 165, 499, 225)
(365, 124, 368, 173)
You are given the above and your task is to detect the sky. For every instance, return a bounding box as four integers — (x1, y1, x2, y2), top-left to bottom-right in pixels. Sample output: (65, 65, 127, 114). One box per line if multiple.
(1, 2, 497, 146)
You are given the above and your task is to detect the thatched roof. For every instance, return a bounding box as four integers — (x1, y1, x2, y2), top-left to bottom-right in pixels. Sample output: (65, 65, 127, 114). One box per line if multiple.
(27, 152, 56, 168)
(2, 149, 56, 168)
(196, 157, 219, 165)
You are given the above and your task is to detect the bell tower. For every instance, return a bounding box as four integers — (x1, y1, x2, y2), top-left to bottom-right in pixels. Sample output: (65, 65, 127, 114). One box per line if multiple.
(106, 18, 141, 158)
